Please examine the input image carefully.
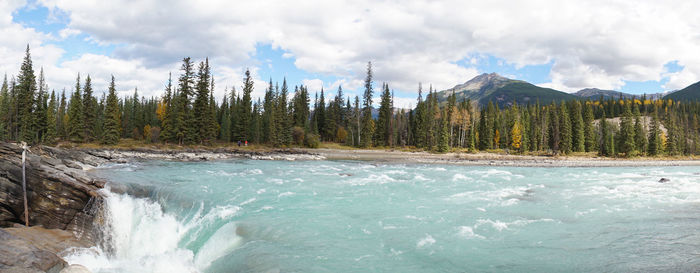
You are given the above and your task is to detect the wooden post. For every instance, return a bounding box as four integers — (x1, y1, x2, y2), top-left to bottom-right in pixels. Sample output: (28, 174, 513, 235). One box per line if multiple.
(21, 142, 29, 227)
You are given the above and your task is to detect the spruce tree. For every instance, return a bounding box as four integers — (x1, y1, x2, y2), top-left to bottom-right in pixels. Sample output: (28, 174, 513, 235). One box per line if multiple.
(193, 59, 212, 144)
(207, 77, 219, 142)
(44, 91, 57, 144)
(647, 109, 662, 156)
(548, 104, 560, 153)
(67, 74, 84, 142)
(0, 75, 8, 140)
(102, 76, 121, 145)
(82, 75, 96, 141)
(633, 104, 647, 155)
(617, 101, 636, 156)
(33, 68, 48, 143)
(58, 90, 67, 139)
(375, 83, 393, 146)
(160, 73, 176, 142)
(360, 61, 374, 147)
(177, 57, 195, 144)
(317, 88, 326, 140)
(437, 109, 449, 153)
(583, 102, 596, 152)
(238, 69, 254, 142)
(276, 79, 291, 145)
(559, 102, 572, 154)
(571, 100, 585, 152)
(17, 45, 37, 143)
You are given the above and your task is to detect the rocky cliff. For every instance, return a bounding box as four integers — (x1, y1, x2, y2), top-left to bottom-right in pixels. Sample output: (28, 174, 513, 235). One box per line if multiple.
(0, 142, 107, 272)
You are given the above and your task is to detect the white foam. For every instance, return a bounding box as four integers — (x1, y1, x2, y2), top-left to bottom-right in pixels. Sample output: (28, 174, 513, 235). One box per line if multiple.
(194, 222, 244, 269)
(457, 226, 485, 239)
(63, 189, 243, 273)
(278, 191, 295, 198)
(416, 234, 436, 248)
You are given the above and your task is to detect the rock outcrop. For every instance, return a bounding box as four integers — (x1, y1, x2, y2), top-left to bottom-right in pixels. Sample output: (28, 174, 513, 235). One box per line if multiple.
(0, 142, 105, 232)
(0, 142, 106, 272)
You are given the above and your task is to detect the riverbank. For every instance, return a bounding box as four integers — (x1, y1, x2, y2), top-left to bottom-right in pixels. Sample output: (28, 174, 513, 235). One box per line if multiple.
(309, 148, 700, 167)
(63, 140, 700, 167)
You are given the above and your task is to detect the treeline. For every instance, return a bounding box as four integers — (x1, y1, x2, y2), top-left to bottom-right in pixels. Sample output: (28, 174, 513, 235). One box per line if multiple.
(1, 46, 699, 157)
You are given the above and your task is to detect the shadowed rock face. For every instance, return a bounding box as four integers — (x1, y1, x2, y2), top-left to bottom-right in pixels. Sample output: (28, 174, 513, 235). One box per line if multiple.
(0, 142, 108, 272)
(0, 143, 106, 233)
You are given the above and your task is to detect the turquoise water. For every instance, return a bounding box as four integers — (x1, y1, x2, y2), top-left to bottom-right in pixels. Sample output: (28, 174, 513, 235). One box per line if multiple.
(65, 160, 700, 272)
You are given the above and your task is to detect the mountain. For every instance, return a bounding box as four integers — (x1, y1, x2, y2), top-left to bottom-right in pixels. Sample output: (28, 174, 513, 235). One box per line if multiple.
(663, 81, 700, 101)
(574, 88, 634, 100)
(436, 73, 577, 107)
(574, 88, 666, 100)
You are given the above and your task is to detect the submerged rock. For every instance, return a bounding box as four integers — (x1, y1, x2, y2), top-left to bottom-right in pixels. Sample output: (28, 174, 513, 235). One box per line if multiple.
(658, 178, 670, 183)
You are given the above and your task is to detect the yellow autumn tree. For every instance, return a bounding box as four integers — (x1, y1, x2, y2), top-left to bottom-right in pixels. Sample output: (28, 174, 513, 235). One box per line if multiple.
(511, 121, 522, 151)
(494, 129, 500, 149)
(156, 99, 167, 121)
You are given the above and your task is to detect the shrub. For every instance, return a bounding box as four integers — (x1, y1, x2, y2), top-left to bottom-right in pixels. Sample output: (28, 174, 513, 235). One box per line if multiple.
(304, 133, 320, 148)
(150, 126, 161, 143)
(292, 126, 305, 145)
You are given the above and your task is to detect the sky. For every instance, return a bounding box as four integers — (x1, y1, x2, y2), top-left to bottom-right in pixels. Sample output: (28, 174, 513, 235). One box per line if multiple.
(1, 0, 699, 108)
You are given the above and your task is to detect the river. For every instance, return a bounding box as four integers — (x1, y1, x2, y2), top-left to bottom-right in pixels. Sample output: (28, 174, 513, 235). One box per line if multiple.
(63, 159, 700, 272)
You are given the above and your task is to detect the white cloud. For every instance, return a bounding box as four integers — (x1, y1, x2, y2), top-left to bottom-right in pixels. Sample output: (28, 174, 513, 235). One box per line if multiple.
(2, 0, 699, 102)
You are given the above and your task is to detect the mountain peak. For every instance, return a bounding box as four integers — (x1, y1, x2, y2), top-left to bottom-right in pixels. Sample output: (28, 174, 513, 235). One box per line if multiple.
(449, 72, 513, 93)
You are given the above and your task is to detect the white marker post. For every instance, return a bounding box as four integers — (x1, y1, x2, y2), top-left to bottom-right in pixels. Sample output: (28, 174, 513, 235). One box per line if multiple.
(21, 142, 29, 227)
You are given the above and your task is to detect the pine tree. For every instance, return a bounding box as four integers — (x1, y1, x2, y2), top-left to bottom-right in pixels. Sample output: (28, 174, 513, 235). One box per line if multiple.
(67, 74, 84, 142)
(102, 76, 121, 145)
(82, 75, 96, 141)
(360, 61, 374, 147)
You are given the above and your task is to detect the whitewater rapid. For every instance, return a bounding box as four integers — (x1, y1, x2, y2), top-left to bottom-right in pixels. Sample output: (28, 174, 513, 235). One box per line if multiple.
(62, 160, 700, 272)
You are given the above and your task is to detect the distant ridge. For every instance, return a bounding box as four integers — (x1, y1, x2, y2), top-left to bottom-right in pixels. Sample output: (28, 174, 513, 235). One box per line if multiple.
(435, 73, 576, 107)
(663, 81, 700, 101)
(435, 73, 681, 107)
